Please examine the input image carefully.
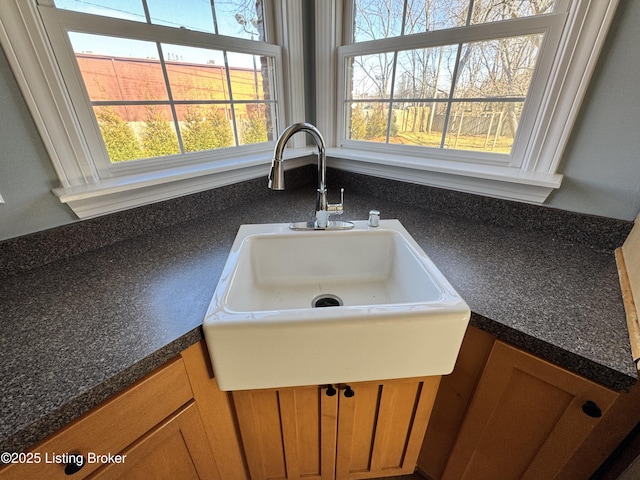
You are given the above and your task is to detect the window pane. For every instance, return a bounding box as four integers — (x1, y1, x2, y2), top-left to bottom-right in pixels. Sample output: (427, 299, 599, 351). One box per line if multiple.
(347, 54, 395, 100)
(69, 33, 168, 101)
(94, 106, 146, 162)
(214, 0, 265, 40)
(395, 46, 456, 99)
(404, 0, 468, 33)
(53, 0, 266, 40)
(176, 105, 236, 152)
(454, 34, 543, 99)
(346, 102, 390, 142)
(353, 0, 405, 41)
(53, 0, 146, 22)
(227, 52, 273, 101)
(389, 101, 447, 147)
(162, 45, 227, 101)
(94, 104, 181, 162)
(443, 101, 523, 153)
(353, 0, 468, 42)
(238, 103, 275, 145)
(471, 0, 556, 24)
(140, 105, 180, 157)
(147, 0, 214, 33)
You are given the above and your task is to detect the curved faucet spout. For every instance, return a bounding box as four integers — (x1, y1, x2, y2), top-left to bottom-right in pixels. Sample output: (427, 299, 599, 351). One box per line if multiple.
(268, 123, 352, 230)
(268, 123, 329, 226)
(269, 122, 326, 193)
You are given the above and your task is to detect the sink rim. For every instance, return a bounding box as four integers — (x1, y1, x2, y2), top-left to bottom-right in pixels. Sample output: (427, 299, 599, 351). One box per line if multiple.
(205, 219, 469, 325)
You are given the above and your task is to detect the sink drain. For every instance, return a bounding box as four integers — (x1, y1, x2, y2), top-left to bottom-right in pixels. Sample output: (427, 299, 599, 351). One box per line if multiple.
(312, 294, 343, 308)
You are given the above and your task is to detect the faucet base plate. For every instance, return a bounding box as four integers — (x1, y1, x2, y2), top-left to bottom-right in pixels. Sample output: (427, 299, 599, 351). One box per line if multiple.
(290, 221, 355, 231)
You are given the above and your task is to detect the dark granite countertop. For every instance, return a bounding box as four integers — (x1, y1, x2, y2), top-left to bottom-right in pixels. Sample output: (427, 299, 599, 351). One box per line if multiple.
(0, 174, 635, 454)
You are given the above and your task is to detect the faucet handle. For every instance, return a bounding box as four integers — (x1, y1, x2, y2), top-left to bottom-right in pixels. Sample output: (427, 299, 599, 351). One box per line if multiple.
(327, 188, 345, 216)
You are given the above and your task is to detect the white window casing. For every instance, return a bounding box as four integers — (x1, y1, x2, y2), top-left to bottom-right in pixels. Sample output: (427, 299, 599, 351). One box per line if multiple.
(324, 0, 620, 204)
(0, 1, 621, 215)
(0, 0, 309, 219)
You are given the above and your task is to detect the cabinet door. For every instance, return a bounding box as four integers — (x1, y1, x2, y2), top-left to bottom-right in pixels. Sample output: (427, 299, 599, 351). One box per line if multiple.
(0, 358, 195, 480)
(442, 341, 619, 480)
(335, 376, 441, 480)
(181, 341, 248, 479)
(91, 402, 221, 480)
(233, 385, 338, 480)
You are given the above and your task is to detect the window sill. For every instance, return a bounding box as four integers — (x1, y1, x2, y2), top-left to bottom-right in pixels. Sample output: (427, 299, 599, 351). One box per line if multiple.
(53, 149, 315, 219)
(327, 147, 563, 204)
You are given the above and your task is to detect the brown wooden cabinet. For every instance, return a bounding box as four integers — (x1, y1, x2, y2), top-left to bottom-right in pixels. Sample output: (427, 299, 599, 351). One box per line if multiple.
(90, 402, 219, 480)
(232, 377, 441, 480)
(3, 335, 636, 480)
(434, 339, 620, 480)
(180, 341, 250, 479)
(0, 357, 221, 480)
(233, 384, 337, 480)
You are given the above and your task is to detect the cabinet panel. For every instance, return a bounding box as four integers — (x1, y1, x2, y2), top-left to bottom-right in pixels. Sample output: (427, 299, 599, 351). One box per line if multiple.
(233, 377, 440, 480)
(233, 385, 338, 480)
(91, 401, 220, 480)
(0, 358, 193, 480)
(180, 341, 248, 479)
(442, 341, 619, 480)
(336, 377, 441, 480)
(418, 325, 495, 479)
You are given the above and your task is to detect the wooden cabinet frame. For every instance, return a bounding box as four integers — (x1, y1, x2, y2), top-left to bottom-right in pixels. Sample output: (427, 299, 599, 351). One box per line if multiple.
(233, 377, 441, 480)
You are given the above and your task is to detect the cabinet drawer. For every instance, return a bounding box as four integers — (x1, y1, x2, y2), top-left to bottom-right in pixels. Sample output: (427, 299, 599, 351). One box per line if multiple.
(0, 357, 193, 480)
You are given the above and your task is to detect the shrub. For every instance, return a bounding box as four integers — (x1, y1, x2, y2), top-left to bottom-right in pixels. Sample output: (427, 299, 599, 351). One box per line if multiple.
(141, 105, 180, 157)
(241, 109, 268, 144)
(350, 106, 367, 140)
(182, 106, 234, 152)
(96, 107, 143, 162)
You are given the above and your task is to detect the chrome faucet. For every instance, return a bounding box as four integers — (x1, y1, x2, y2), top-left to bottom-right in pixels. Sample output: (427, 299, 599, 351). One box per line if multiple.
(268, 123, 353, 230)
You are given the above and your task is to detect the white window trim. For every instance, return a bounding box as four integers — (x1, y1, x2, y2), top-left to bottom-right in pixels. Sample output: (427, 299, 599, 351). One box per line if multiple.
(0, 0, 309, 219)
(319, 0, 620, 204)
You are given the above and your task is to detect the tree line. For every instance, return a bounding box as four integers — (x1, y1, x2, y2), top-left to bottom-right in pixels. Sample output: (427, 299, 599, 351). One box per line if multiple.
(97, 105, 267, 162)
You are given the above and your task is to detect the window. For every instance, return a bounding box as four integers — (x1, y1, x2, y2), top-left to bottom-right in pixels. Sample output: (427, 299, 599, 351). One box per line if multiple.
(44, 1, 280, 168)
(342, 0, 562, 160)
(0, 1, 306, 218)
(0, 1, 619, 213)
(323, 0, 619, 203)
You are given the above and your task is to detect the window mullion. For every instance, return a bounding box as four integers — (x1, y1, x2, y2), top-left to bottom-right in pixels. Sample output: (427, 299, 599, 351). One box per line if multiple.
(141, 0, 152, 23)
(466, 0, 475, 26)
(440, 43, 464, 149)
(155, 42, 185, 154)
(385, 51, 399, 144)
(210, 0, 220, 35)
(400, 0, 409, 36)
(222, 51, 240, 147)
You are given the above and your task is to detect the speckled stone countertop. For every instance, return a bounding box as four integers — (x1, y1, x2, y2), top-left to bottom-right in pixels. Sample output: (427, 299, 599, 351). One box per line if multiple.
(0, 170, 635, 454)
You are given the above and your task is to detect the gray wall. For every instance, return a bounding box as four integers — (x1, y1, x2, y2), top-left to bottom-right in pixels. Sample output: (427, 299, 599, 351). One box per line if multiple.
(0, 46, 77, 240)
(1, 1, 639, 241)
(546, 0, 640, 221)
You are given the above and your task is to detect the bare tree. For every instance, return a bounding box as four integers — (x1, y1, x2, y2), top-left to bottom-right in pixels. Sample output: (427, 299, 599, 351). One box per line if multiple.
(350, 0, 550, 148)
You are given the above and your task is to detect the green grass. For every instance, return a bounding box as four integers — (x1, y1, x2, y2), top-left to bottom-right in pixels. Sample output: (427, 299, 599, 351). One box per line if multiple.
(387, 130, 513, 154)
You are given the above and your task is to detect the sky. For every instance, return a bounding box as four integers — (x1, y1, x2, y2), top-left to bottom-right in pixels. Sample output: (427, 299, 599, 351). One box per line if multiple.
(55, 0, 256, 37)
(55, 0, 261, 68)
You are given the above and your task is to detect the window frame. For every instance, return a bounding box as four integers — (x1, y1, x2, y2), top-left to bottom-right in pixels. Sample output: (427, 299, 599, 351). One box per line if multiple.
(41, 6, 284, 176)
(319, 0, 620, 203)
(0, 0, 309, 218)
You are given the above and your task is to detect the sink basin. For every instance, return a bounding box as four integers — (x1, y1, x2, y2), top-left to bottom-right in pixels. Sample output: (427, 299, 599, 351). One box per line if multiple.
(203, 219, 470, 390)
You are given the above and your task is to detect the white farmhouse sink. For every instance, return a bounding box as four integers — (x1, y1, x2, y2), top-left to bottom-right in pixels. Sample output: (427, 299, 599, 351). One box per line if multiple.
(203, 220, 470, 391)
